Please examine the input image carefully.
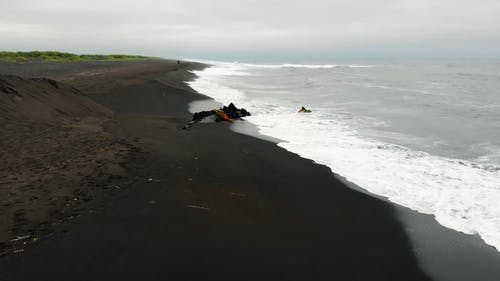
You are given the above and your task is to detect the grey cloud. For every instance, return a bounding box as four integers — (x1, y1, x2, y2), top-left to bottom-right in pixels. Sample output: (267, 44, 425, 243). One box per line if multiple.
(1, 0, 500, 60)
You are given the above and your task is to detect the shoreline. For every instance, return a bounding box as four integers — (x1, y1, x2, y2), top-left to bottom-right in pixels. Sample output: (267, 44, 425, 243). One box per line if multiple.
(192, 94, 500, 281)
(0, 58, 498, 280)
(187, 63, 500, 280)
(189, 62, 500, 280)
(190, 60, 500, 256)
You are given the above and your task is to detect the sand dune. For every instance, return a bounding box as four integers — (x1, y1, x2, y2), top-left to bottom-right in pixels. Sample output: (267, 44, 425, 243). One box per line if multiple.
(0, 74, 134, 252)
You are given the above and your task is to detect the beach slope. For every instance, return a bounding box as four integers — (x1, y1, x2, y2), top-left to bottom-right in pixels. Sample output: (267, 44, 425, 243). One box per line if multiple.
(0, 59, 430, 281)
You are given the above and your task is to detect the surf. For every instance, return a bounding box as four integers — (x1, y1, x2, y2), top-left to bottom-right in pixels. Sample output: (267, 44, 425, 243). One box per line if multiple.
(189, 60, 500, 251)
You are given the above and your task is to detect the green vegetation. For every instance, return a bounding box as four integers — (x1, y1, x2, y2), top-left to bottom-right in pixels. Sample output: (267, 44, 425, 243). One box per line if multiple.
(0, 51, 149, 63)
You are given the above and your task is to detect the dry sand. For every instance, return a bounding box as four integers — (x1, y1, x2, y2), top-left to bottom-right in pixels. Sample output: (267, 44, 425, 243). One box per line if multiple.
(0, 74, 142, 254)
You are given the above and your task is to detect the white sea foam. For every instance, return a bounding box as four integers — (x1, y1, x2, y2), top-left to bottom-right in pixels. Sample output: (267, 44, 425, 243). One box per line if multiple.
(189, 59, 374, 69)
(189, 62, 500, 251)
(242, 63, 375, 69)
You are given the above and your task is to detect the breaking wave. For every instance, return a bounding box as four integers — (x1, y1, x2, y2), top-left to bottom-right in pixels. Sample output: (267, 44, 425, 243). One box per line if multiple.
(190, 59, 374, 70)
(242, 63, 375, 69)
(188, 61, 500, 251)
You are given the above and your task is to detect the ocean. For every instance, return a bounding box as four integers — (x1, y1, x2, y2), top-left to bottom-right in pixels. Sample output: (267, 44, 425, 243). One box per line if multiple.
(188, 60, 500, 251)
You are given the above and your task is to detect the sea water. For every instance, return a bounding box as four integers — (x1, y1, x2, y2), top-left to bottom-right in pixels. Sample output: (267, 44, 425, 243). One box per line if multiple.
(188, 60, 500, 251)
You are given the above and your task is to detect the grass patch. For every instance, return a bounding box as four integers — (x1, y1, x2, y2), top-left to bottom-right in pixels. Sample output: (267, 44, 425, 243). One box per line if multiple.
(0, 51, 149, 63)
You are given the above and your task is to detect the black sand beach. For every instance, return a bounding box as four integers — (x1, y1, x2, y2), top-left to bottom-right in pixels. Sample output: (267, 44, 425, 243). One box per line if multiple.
(0, 59, 497, 280)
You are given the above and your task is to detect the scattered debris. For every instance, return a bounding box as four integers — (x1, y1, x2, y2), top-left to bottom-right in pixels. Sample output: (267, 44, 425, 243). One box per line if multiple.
(146, 178, 162, 183)
(9, 235, 30, 242)
(186, 205, 211, 211)
(298, 106, 312, 113)
(13, 249, 25, 254)
(0, 250, 11, 257)
(229, 192, 247, 198)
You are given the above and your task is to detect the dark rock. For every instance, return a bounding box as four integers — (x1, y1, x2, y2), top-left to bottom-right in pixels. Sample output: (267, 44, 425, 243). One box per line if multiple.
(183, 103, 251, 129)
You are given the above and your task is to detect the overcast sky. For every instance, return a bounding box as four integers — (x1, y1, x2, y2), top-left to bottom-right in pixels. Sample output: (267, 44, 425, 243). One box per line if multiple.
(1, 0, 500, 61)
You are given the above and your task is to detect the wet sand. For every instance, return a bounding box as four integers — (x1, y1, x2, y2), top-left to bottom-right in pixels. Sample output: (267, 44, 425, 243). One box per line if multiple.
(1, 59, 432, 280)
